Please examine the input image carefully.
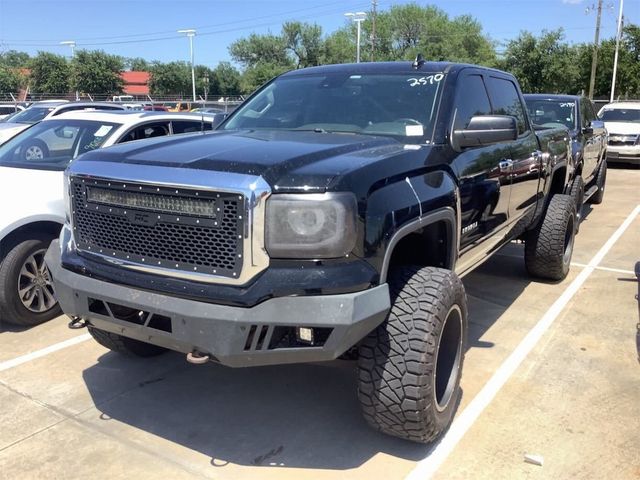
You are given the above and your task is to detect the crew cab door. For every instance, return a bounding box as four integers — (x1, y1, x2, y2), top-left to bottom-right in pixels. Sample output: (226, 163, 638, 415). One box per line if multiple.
(486, 76, 540, 227)
(579, 98, 605, 184)
(453, 73, 512, 251)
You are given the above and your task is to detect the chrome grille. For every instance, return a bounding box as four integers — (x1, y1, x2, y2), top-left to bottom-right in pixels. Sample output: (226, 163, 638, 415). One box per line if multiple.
(71, 177, 244, 278)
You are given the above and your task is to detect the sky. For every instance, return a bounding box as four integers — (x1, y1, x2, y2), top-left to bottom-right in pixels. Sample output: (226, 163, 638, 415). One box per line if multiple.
(0, 0, 638, 68)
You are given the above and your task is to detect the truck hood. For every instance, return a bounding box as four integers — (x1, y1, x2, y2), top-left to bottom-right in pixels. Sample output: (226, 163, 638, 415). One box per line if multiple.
(74, 129, 422, 190)
(603, 122, 640, 135)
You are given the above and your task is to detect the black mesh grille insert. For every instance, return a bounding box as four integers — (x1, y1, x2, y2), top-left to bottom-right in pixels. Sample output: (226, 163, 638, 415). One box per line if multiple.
(71, 177, 244, 278)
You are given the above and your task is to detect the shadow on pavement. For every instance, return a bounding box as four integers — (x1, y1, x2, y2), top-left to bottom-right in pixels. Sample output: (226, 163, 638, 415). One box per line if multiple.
(80, 245, 535, 470)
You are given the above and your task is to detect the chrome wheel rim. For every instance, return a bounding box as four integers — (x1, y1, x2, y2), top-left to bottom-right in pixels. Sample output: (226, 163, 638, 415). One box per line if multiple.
(434, 304, 463, 412)
(18, 249, 57, 313)
(24, 145, 44, 160)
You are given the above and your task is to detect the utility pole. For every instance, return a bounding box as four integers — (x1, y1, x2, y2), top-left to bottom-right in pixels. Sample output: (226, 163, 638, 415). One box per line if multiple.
(588, 0, 603, 100)
(371, 0, 377, 62)
(178, 29, 197, 102)
(610, 0, 624, 102)
(345, 12, 367, 63)
(60, 41, 78, 100)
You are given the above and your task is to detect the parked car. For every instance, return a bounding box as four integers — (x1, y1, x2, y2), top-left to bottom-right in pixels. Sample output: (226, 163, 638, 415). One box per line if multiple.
(0, 101, 127, 144)
(598, 102, 640, 166)
(0, 104, 25, 120)
(48, 61, 577, 444)
(0, 111, 215, 326)
(143, 104, 168, 112)
(524, 94, 608, 227)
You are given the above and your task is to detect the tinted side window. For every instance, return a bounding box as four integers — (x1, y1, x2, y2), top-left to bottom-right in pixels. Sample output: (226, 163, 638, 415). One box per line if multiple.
(119, 121, 170, 143)
(452, 74, 491, 131)
(172, 120, 211, 134)
(486, 77, 527, 135)
(582, 99, 596, 125)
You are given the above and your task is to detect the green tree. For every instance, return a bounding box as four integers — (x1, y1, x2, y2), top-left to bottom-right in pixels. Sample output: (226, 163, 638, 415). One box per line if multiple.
(282, 21, 324, 67)
(0, 66, 22, 93)
(500, 29, 580, 94)
(126, 57, 151, 71)
(0, 50, 30, 68)
(149, 61, 191, 95)
(229, 33, 292, 68)
(211, 62, 241, 95)
(577, 23, 640, 99)
(70, 50, 124, 94)
(29, 52, 70, 94)
(240, 63, 291, 95)
(322, 29, 354, 64)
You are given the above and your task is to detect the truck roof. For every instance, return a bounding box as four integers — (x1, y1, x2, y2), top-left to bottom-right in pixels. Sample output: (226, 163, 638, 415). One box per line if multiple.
(280, 61, 506, 77)
(523, 93, 584, 102)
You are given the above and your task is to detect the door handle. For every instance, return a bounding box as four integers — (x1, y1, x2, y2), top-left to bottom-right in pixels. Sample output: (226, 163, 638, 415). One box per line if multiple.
(499, 159, 514, 172)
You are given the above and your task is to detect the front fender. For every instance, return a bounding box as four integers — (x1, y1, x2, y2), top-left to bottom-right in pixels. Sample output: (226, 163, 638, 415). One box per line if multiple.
(363, 170, 458, 281)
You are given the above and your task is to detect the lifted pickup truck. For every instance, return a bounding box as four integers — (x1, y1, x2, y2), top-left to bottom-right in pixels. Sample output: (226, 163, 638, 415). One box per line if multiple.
(524, 94, 608, 228)
(48, 61, 574, 443)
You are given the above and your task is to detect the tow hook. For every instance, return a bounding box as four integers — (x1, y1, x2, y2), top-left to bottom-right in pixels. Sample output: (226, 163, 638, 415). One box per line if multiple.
(68, 316, 88, 329)
(186, 350, 210, 365)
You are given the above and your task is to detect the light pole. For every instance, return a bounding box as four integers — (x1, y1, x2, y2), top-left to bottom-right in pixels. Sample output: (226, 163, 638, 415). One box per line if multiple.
(177, 29, 197, 102)
(610, 0, 624, 102)
(345, 12, 367, 63)
(60, 41, 78, 100)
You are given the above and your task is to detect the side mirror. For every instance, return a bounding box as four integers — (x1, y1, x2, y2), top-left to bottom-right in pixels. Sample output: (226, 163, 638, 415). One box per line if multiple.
(453, 115, 518, 149)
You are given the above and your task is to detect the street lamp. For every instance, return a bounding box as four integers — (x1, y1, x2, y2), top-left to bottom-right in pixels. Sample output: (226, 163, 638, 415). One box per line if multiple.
(60, 41, 78, 100)
(177, 29, 197, 102)
(345, 12, 367, 63)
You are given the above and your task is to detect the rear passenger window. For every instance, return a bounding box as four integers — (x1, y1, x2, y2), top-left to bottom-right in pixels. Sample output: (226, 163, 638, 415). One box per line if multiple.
(486, 77, 528, 135)
(452, 74, 491, 131)
(172, 120, 211, 134)
(119, 122, 170, 143)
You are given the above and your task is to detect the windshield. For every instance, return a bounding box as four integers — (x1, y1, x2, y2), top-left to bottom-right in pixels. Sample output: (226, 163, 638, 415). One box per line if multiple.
(0, 119, 121, 171)
(222, 72, 445, 143)
(600, 108, 640, 123)
(8, 106, 57, 124)
(526, 99, 576, 129)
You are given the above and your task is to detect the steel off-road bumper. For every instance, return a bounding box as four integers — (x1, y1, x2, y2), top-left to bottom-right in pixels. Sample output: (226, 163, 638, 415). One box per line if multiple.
(46, 240, 390, 367)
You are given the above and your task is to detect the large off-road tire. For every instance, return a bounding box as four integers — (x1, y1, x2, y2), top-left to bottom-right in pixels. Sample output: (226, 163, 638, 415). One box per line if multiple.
(88, 326, 167, 357)
(0, 238, 61, 326)
(587, 159, 607, 205)
(568, 175, 584, 234)
(525, 194, 576, 281)
(358, 266, 467, 443)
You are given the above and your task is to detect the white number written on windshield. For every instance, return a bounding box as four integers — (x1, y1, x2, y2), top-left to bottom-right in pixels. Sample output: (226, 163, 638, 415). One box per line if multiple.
(407, 74, 444, 87)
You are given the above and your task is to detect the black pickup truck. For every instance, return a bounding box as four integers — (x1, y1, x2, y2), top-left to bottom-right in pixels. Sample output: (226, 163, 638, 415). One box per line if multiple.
(48, 61, 575, 443)
(525, 94, 608, 228)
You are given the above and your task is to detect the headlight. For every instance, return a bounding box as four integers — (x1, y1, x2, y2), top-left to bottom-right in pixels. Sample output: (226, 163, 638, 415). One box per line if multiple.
(265, 193, 357, 258)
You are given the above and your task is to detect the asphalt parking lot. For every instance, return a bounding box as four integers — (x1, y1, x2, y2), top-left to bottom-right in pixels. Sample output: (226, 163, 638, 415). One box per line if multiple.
(0, 167, 638, 480)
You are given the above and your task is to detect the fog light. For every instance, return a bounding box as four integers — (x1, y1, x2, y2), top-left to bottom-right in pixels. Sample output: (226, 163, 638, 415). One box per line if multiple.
(296, 327, 314, 344)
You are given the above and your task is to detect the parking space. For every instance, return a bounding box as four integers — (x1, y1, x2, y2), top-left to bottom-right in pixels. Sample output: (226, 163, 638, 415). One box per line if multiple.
(0, 168, 638, 480)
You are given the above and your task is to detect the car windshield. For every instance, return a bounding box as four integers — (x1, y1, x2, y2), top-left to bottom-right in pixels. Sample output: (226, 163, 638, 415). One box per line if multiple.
(600, 108, 640, 123)
(8, 106, 58, 124)
(0, 119, 121, 171)
(222, 72, 445, 143)
(526, 99, 576, 129)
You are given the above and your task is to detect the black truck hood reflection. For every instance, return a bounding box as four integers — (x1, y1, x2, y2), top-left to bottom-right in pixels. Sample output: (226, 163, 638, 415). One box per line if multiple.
(74, 129, 421, 191)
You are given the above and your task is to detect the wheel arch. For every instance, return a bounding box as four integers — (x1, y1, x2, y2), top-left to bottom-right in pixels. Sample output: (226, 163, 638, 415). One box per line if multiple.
(379, 207, 457, 283)
(0, 219, 63, 262)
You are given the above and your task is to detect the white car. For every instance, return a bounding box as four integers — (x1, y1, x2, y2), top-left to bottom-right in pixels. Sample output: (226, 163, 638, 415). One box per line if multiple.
(0, 104, 25, 120)
(0, 101, 126, 145)
(598, 102, 640, 165)
(0, 111, 215, 326)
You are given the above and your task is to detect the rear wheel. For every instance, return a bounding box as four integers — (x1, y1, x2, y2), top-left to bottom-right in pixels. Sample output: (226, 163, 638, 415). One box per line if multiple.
(568, 175, 584, 234)
(525, 194, 576, 281)
(0, 238, 61, 326)
(358, 266, 467, 443)
(588, 159, 607, 205)
(88, 326, 167, 357)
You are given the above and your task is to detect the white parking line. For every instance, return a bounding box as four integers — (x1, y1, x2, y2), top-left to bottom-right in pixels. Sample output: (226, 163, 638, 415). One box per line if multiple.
(0, 333, 91, 373)
(571, 262, 636, 276)
(405, 204, 640, 480)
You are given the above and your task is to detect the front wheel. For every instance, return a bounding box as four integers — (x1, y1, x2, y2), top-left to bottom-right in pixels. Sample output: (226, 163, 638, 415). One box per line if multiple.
(358, 266, 467, 443)
(0, 238, 61, 326)
(568, 175, 584, 234)
(525, 194, 576, 281)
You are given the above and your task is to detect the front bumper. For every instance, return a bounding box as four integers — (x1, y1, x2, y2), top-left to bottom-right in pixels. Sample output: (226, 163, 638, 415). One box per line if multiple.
(607, 144, 640, 164)
(47, 240, 390, 367)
